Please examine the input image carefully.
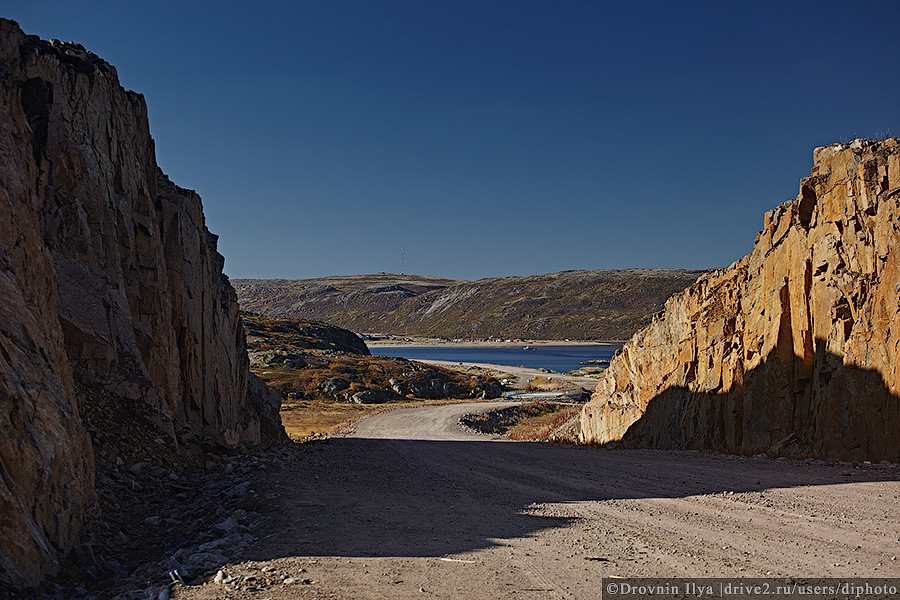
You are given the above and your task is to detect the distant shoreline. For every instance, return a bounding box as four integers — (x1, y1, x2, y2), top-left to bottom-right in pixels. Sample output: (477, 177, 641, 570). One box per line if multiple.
(365, 338, 625, 349)
(414, 359, 602, 389)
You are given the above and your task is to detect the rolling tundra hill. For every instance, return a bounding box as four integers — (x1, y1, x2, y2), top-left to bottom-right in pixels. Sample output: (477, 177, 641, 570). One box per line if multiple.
(233, 269, 708, 340)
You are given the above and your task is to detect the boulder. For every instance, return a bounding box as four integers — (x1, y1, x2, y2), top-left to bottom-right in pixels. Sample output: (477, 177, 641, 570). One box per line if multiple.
(351, 389, 403, 404)
(322, 377, 351, 393)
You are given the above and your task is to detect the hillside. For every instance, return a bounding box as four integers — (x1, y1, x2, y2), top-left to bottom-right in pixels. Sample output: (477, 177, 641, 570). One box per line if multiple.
(233, 269, 707, 340)
(581, 139, 900, 462)
(241, 312, 501, 404)
(242, 312, 372, 356)
(240, 313, 501, 439)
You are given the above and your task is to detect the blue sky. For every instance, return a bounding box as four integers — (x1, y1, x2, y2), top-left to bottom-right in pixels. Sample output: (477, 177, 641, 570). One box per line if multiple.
(7, 1, 899, 280)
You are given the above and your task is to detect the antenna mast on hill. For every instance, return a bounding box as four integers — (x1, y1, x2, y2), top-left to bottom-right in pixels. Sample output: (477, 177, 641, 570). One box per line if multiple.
(401, 247, 405, 275)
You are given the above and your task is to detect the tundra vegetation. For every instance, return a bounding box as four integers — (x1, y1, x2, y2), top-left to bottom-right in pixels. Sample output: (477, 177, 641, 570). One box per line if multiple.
(234, 269, 708, 341)
(241, 313, 502, 439)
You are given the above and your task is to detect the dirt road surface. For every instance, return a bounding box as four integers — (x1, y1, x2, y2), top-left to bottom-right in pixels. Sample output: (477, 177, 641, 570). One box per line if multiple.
(175, 403, 900, 599)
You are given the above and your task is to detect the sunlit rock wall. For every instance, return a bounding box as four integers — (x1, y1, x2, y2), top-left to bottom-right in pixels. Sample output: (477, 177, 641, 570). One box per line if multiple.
(581, 139, 900, 462)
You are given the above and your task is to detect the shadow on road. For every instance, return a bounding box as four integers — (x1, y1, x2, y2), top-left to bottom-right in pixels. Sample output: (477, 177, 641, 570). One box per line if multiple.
(243, 436, 900, 561)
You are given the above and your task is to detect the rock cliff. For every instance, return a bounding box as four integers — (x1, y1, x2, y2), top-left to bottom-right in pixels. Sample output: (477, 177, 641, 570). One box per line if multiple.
(0, 19, 284, 589)
(581, 139, 900, 462)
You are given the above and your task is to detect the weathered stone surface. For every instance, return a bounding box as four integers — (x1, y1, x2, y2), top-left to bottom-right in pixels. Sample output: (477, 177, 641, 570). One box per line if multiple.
(351, 388, 402, 404)
(0, 19, 284, 588)
(581, 139, 900, 462)
(323, 378, 351, 393)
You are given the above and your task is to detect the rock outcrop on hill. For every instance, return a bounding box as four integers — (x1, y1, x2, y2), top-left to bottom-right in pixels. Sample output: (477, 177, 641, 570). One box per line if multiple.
(241, 313, 502, 409)
(234, 269, 707, 341)
(243, 313, 371, 356)
(581, 139, 900, 462)
(0, 20, 284, 589)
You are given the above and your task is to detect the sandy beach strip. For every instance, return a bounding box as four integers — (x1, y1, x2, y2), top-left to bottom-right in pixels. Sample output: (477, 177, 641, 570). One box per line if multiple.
(414, 358, 601, 390)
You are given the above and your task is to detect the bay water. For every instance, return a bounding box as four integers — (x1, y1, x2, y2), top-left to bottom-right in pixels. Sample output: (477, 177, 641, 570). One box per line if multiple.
(368, 344, 622, 374)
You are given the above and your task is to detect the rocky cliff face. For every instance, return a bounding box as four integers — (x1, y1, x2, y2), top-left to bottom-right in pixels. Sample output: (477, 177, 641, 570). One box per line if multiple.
(581, 139, 900, 462)
(0, 20, 283, 589)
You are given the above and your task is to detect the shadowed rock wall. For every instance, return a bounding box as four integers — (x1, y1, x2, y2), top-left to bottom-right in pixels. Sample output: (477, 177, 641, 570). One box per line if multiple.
(580, 139, 900, 462)
(0, 19, 283, 588)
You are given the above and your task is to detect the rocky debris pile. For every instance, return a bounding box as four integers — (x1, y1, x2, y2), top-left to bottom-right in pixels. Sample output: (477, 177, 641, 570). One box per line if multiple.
(208, 563, 314, 594)
(581, 139, 900, 462)
(461, 402, 567, 436)
(10, 443, 299, 600)
(273, 362, 502, 404)
(388, 370, 502, 401)
(319, 365, 501, 404)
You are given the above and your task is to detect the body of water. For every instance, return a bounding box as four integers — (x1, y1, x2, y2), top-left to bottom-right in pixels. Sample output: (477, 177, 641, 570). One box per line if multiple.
(369, 344, 622, 374)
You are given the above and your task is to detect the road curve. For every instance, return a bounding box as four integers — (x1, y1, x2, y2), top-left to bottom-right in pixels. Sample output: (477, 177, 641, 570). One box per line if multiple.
(350, 401, 519, 440)
(177, 403, 900, 600)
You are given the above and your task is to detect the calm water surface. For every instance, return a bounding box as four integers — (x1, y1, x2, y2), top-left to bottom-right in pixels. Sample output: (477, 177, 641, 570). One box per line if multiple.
(369, 344, 622, 374)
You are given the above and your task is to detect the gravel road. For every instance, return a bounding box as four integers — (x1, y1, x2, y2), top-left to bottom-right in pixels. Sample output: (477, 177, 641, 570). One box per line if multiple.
(175, 403, 900, 599)
(417, 359, 601, 389)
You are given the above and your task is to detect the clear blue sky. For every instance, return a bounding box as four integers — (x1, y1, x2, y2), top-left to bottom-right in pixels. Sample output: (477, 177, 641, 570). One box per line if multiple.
(7, 1, 899, 280)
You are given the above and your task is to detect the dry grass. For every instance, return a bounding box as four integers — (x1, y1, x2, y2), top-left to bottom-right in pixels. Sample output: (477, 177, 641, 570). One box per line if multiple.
(280, 399, 380, 440)
(524, 376, 571, 391)
(566, 367, 606, 378)
(505, 404, 582, 441)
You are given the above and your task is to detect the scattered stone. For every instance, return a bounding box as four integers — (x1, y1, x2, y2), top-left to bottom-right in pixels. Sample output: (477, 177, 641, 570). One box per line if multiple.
(214, 516, 240, 535)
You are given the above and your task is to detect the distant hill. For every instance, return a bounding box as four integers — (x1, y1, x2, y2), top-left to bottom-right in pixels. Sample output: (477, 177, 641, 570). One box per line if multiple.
(233, 269, 708, 340)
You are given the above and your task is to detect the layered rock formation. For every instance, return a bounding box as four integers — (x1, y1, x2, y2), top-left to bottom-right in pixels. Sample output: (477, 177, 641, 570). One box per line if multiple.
(581, 139, 900, 462)
(0, 19, 283, 589)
